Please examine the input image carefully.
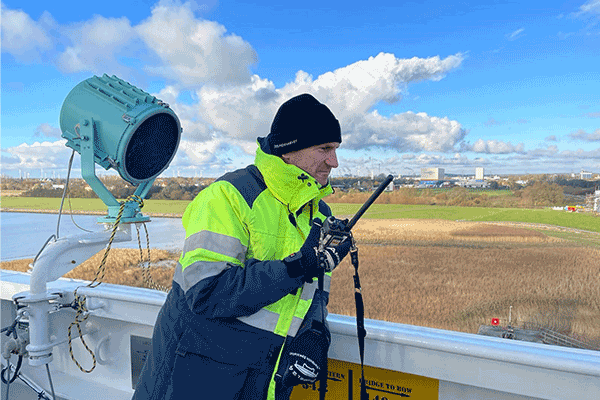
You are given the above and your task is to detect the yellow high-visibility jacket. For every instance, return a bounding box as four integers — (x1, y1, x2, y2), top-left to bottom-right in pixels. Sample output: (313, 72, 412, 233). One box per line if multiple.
(133, 137, 333, 400)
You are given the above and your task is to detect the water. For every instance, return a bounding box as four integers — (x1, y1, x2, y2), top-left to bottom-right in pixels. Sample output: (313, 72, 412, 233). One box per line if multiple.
(1, 212, 185, 261)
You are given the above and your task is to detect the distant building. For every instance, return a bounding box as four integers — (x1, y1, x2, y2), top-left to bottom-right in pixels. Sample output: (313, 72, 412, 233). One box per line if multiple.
(475, 167, 484, 180)
(419, 180, 444, 188)
(580, 170, 592, 179)
(421, 167, 445, 181)
(465, 179, 489, 188)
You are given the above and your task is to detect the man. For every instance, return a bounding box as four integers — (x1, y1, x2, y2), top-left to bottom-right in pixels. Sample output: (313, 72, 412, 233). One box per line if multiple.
(132, 93, 352, 400)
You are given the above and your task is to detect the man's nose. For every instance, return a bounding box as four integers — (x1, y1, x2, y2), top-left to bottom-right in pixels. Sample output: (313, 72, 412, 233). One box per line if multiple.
(326, 150, 339, 168)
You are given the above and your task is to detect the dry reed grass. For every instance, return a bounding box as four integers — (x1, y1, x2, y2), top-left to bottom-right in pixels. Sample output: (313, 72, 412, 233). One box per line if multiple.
(329, 244, 599, 334)
(1, 248, 176, 289)
(329, 220, 600, 348)
(0, 190, 25, 197)
(2, 219, 598, 347)
(351, 219, 563, 244)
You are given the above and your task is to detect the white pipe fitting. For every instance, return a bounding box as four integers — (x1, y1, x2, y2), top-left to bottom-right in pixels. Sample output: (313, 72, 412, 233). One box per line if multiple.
(30, 224, 132, 296)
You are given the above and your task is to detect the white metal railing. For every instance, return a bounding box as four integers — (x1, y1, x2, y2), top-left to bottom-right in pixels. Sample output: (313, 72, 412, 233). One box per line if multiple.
(2, 270, 600, 400)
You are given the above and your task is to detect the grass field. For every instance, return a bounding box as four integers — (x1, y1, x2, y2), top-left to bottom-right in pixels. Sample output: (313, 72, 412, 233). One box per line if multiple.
(420, 188, 514, 197)
(2, 196, 599, 232)
(0, 196, 191, 216)
(330, 203, 600, 233)
(2, 218, 598, 349)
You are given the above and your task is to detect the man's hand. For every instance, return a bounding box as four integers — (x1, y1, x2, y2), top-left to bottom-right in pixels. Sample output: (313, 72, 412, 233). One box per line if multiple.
(317, 242, 351, 273)
(284, 218, 352, 282)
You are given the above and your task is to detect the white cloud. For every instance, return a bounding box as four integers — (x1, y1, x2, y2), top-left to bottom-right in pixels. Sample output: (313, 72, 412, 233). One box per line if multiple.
(280, 52, 464, 120)
(569, 128, 600, 141)
(560, 1, 600, 39)
(56, 15, 136, 74)
(343, 110, 466, 152)
(575, 0, 600, 18)
(166, 137, 255, 177)
(558, 147, 600, 159)
(2, 140, 73, 171)
(195, 75, 280, 141)
(470, 139, 525, 154)
(1, 152, 21, 166)
(283, 53, 466, 152)
(525, 145, 559, 157)
(506, 28, 525, 41)
(333, 151, 480, 176)
(152, 85, 180, 105)
(557, 31, 576, 40)
(1, 4, 53, 62)
(34, 123, 62, 138)
(2, 2, 257, 86)
(136, 0, 257, 85)
(484, 117, 502, 126)
(190, 52, 465, 152)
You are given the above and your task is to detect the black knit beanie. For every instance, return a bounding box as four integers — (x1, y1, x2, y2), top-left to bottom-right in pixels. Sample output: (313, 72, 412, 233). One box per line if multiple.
(267, 93, 341, 156)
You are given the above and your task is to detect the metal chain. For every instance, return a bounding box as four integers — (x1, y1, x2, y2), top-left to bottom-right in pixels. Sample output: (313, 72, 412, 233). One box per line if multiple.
(68, 195, 144, 373)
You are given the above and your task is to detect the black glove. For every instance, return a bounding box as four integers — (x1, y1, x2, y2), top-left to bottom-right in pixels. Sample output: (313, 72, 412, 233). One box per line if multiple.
(275, 297, 331, 398)
(284, 218, 352, 282)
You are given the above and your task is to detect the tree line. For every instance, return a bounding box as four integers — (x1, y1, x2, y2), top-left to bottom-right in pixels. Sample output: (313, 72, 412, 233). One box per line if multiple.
(325, 181, 567, 208)
(3, 175, 598, 209)
(3, 176, 212, 201)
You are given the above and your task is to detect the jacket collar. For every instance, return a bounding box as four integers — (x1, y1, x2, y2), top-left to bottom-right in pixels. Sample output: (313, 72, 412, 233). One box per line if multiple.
(255, 138, 333, 213)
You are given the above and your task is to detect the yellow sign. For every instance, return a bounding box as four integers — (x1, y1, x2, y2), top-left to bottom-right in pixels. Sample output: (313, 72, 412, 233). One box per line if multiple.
(290, 359, 439, 399)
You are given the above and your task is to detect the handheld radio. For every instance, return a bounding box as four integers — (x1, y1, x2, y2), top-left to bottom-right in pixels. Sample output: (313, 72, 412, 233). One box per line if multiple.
(317, 174, 394, 253)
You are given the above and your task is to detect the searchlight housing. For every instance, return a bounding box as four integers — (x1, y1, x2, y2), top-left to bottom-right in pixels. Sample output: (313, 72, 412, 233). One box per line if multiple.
(60, 74, 181, 222)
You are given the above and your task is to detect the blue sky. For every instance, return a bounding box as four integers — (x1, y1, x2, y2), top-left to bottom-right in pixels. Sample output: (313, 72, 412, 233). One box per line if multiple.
(2, 0, 599, 180)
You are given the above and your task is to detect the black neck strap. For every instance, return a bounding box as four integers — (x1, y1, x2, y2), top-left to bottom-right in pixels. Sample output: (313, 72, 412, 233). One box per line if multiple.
(318, 243, 368, 400)
(351, 245, 368, 400)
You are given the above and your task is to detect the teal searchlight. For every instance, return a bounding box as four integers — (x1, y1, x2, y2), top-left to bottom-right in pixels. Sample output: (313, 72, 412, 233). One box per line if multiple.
(60, 74, 181, 223)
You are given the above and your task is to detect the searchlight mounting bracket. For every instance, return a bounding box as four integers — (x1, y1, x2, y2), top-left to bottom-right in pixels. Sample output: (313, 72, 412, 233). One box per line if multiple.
(78, 117, 151, 224)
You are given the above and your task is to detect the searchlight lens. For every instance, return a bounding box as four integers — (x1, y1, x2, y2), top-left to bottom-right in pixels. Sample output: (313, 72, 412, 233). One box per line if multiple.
(124, 112, 180, 181)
